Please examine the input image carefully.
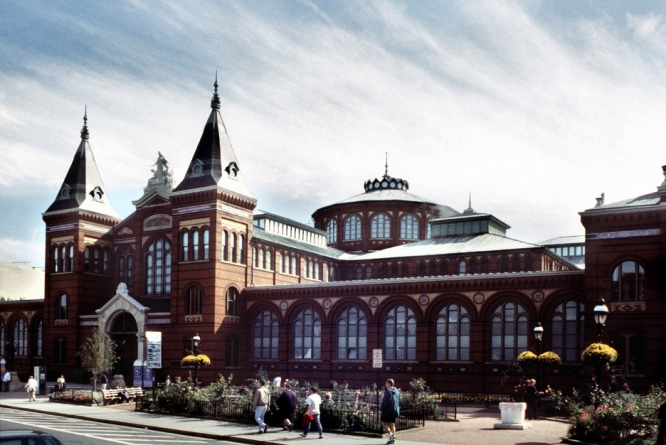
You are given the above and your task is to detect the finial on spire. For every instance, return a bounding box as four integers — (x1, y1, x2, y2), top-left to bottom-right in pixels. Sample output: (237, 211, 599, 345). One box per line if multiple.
(211, 72, 221, 110)
(80, 105, 89, 140)
(464, 193, 475, 214)
(384, 152, 388, 176)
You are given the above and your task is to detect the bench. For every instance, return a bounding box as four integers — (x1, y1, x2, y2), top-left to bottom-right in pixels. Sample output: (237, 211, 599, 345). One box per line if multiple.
(101, 387, 145, 405)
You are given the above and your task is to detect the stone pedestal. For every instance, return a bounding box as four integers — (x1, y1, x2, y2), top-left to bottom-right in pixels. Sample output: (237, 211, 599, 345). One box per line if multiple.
(494, 402, 532, 430)
(110, 374, 127, 389)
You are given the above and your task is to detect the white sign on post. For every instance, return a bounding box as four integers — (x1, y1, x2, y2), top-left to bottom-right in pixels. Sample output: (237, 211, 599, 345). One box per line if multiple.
(146, 331, 162, 369)
(372, 349, 383, 369)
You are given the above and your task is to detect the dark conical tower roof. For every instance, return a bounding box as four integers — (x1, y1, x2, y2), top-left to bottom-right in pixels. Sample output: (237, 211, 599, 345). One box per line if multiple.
(173, 77, 254, 200)
(44, 110, 120, 219)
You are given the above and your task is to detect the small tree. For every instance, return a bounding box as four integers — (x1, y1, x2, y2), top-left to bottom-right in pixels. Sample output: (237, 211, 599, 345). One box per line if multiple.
(78, 324, 119, 391)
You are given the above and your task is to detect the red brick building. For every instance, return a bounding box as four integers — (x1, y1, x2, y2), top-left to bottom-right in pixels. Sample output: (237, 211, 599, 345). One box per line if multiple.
(1, 82, 664, 394)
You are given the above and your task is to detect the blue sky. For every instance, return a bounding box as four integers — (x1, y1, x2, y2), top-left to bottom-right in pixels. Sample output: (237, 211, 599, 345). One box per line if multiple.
(1, 0, 665, 269)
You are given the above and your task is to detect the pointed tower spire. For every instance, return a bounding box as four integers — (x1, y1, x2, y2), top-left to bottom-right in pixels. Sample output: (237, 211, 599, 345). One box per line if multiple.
(173, 77, 254, 201)
(464, 193, 475, 214)
(384, 152, 388, 176)
(44, 109, 120, 219)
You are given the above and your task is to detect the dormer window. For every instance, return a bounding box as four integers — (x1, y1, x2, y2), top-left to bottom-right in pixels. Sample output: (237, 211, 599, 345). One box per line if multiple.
(59, 184, 71, 200)
(225, 161, 239, 179)
(190, 159, 204, 177)
(90, 186, 104, 202)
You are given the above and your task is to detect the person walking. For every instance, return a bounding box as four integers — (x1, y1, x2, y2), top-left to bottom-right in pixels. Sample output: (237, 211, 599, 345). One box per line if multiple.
(2, 371, 10, 392)
(609, 375, 620, 393)
(276, 382, 298, 432)
(272, 373, 281, 387)
(299, 386, 323, 439)
(253, 379, 271, 434)
(525, 379, 539, 420)
(25, 376, 38, 402)
(101, 373, 108, 390)
(380, 378, 401, 445)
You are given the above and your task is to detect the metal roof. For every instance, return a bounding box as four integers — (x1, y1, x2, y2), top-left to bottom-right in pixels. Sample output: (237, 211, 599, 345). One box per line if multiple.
(538, 235, 585, 245)
(253, 227, 346, 259)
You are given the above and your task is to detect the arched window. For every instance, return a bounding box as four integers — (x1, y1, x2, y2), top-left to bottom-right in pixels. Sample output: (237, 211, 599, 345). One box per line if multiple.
(344, 216, 361, 240)
(226, 338, 240, 367)
(459, 260, 466, 276)
(13, 319, 28, 356)
(203, 229, 210, 260)
(259, 249, 265, 269)
(315, 262, 320, 280)
(440, 261, 448, 276)
(185, 286, 202, 316)
(253, 310, 278, 359)
(436, 304, 470, 361)
(326, 219, 337, 243)
(267, 250, 273, 271)
(280, 253, 286, 273)
(380, 264, 389, 279)
(294, 308, 321, 359)
(240, 235, 246, 264)
(500, 257, 509, 273)
(337, 307, 367, 360)
(355, 267, 362, 280)
(56, 294, 67, 320)
(68, 245, 74, 272)
(469, 260, 478, 274)
(226, 287, 239, 316)
(512, 256, 520, 272)
(490, 302, 528, 361)
(146, 239, 172, 295)
(611, 261, 645, 302)
(117, 248, 134, 294)
(52, 246, 59, 273)
(111, 312, 138, 334)
(401, 263, 409, 278)
(417, 263, 426, 277)
(253, 246, 258, 267)
(182, 232, 190, 262)
(291, 256, 297, 275)
(366, 266, 373, 279)
(192, 230, 199, 261)
(371, 213, 391, 239)
(429, 261, 437, 277)
(61, 245, 66, 272)
(481, 258, 489, 274)
(385, 305, 416, 360)
(231, 233, 237, 262)
(93, 246, 100, 274)
(551, 300, 584, 362)
(222, 230, 228, 262)
(34, 319, 43, 357)
(391, 264, 399, 278)
(400, 215, 419, 240)
(84, 246, 90, 272)
(103, 249, 109, 274)
(524, 256, 533, 272)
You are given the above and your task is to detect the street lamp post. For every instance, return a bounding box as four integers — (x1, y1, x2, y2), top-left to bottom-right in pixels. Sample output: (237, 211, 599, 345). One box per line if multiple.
(593, 299, 610, 389)
(533, 322, 544, 391)
(192, 333, 201, 386)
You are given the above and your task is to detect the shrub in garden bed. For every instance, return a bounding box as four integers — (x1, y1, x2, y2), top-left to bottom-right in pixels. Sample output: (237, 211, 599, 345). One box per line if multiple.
(50, 390, 102, 405)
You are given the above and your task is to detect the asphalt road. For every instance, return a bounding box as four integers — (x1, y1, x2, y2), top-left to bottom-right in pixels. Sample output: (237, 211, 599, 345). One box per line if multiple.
(0, 407, 236, 445)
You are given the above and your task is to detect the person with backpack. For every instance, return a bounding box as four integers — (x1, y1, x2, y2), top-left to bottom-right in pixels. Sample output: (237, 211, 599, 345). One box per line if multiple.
(380, 379, 401, 445)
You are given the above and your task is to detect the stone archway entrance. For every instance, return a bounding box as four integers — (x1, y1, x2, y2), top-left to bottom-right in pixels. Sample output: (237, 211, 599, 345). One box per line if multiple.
(109, 312, 138, 385)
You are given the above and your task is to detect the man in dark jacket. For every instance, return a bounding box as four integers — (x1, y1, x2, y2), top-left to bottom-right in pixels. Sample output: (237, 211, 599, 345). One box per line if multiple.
(380, 379, 401, 445)
(276, 383, 298, 432)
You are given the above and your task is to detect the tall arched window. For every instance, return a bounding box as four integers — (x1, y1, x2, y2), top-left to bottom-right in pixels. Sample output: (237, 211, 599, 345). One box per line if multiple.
(185, 286, 202, 315)
(337, 307, 367, 360)
(458, 260, 467, 276)
(221, 230, 228, 261)
(226, 287, 239, 316)
(344, 216, 361, 240)
(253, 246, 258, 267)
(469, 260, 478, 274)
(192, 230, 200, 261)
(84, 246, 90, 272)
(117, 248, 134, 294)
(231, 233, 237, 263)
(610, 334, 645, 375)
(68, 245, 74, 271)
(34, 319, 43, 357)
(512, 256, 520, 272)
(381, 264, 389, 279)
(93, 246, 100, 274)
(611, 261, 645, 302)
(400, 215, 419, 240)
(182, 232, 189, 261)
(294, 308, 321, 360)
(436, 304, 470, 361)
(355, 267, 362, 280)
(240, 235, 246, 264)
(102, 249, 109, 274)
(417, 263, 426, 277)
(429, 261, 437, 277)
(53, 246, 59, 272)
(13, 319, 28, 356)
(401, 264, 408, 278)
(56, 294, 67, 320)
(440, 261, 448, 276)
(253, 310, 278, 359)
(291, 256, 297, 275)
(203, 229, 210, 260)
(146, 239, 172, 295)
(266, 250, 273, 271)
(61, 245, 67, 272)
(280, 253, 286, 273)
(481, 258, 489, 274)
(551, 300, 584, 362)
(371, 213, 391, 238)
(390, 264, 399, 278)
(490, 302, 528, 361)
(385, 305, 416, 361)
(524, 256, 533, 272)
(326, 219, 337, 244)
(500, 257, 509, 273)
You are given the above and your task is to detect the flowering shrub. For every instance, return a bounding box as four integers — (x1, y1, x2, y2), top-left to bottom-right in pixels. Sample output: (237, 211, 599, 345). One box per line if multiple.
(538, 351, 561, 366)
(50, 390, 102, 405)
(517, 350, 538, 366)
(582, 343, 618, 366)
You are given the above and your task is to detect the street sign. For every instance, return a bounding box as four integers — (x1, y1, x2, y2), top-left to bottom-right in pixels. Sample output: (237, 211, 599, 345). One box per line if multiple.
(372, 349, 383, 368)
(146, 331, 162, 369)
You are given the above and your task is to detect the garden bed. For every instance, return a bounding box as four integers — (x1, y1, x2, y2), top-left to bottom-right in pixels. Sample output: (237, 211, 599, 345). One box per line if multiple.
(49, 390, 102, 406)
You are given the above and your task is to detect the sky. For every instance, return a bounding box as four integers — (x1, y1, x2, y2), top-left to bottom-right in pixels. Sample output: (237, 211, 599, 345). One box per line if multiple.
(1, 0, 665, 270)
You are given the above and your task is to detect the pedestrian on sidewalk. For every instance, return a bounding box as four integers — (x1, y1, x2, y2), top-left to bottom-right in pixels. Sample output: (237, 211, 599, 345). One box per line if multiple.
(299, 386, 323, 439)
(380, 378, 401, 445)
(2, 371, 10, 392)
(101, 373, 108, 390)
(272, 373, 281, 387)
(276, 382, 297, 432)
(253, 379, 270, 434)
(25, 376, 38, 402)
(525, 379, 539, 420)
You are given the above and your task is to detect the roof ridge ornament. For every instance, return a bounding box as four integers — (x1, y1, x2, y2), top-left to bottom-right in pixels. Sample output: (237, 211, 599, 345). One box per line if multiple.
(211, 72, 221, 110)
(80, 106, 89, 140)
(464, 193, 475, 214)
(384, 152, 388, 176)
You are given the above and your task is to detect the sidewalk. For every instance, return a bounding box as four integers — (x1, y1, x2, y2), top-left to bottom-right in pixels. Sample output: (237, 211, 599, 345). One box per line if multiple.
(0, 391, 570, 445)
